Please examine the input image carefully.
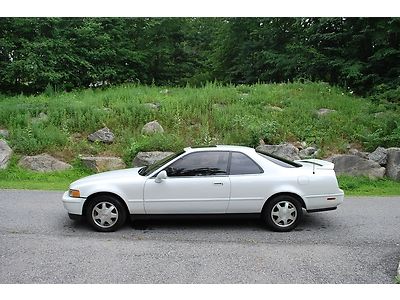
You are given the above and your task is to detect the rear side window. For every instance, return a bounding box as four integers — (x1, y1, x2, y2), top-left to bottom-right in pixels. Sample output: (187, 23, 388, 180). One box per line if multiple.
(229, 152, 263, 175)
(257, 152, 301, 168)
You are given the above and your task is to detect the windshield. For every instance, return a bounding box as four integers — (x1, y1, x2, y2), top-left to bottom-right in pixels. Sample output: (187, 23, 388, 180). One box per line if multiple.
(138, 151, 184, 176)
(256, 150, 302, 168)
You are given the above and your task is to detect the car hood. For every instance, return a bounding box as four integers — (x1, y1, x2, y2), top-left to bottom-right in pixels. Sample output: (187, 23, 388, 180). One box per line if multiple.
(70, 167, 143, 188)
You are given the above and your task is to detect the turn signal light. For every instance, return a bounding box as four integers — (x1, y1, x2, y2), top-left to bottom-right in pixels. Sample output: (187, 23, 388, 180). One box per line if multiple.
(69, 189, 81, 198)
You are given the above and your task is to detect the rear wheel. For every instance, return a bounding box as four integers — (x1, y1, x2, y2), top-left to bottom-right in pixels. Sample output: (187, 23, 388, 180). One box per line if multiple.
(262, 195, 303, 232)
(86, 195, 127, 232)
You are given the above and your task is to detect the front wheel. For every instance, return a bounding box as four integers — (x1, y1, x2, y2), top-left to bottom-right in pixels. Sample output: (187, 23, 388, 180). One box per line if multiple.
(262, 195, 303, 232)
(86, 195, 127, 232)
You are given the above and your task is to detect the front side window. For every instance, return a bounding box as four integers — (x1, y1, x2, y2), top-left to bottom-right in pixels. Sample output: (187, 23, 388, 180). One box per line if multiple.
(165, 151, 229, 177)
(139, 151, 184, 176)
(229, 152, 263, 175)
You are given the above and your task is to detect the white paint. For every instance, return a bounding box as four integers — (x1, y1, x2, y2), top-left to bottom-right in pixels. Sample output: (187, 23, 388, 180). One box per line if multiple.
(62, 145, 344, 217)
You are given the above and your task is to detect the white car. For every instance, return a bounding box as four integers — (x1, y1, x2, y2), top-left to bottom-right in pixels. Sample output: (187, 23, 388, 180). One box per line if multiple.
(62, 145, 344, 232)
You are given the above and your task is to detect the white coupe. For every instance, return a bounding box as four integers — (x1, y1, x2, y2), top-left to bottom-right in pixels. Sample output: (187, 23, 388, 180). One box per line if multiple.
(62, 145, 344, 232)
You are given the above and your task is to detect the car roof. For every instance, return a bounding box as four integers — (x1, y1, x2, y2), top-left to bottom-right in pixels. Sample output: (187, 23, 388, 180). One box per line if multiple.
(184, 145, 255, 154)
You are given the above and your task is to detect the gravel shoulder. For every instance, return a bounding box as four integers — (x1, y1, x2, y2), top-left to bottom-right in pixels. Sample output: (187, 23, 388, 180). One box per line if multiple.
(0, 190, 399, 283)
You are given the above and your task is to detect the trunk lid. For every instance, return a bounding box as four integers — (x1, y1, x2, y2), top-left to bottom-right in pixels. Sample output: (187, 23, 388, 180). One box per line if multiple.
(294, 159, 334, 170)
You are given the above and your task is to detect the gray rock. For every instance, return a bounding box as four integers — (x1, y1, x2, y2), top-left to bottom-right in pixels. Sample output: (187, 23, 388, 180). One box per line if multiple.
(0, 140, 13, 169)
(327, 154, 385, 179)
(386, 148, 400, 181)
(212, 103, 226, 110)
(141, 120, 164, 135)
(159, 89, 170, 94)
(317, 108, 336, 116)
(266, 105, 283, 112)
(0, 129, 9, 139)
(143, 103, 161, 110)
(18, 154, 72, 172)
(133, 151, 174, 167)
(368, 147, 387, 166)
(256, 143, 300, 161)
(239, 93, 249, 100)
(299, 147, 318, 159)
(31, 112, 48, 124)
(88, 127, 114, 144)
(348, 148, 369, 159)
(81, 156, 126, 173)
(293, 141, 307, 150)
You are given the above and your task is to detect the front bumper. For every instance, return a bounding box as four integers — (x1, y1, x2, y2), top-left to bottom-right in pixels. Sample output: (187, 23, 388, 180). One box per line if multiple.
(303, 189, 344, 210)
(62, 191, 85, 215)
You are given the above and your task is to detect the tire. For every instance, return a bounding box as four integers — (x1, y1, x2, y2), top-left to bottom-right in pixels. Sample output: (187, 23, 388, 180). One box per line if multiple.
(262, 195, 303, 232)
(86, 195, 127, 232)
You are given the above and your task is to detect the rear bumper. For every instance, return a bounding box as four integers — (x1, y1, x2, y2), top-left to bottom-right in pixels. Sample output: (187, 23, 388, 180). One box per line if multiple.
(303, 189, 344, 210)
(62, 191, 85, 215)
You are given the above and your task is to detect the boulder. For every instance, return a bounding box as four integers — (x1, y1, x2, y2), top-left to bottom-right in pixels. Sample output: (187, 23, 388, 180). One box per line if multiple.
(18, 154, 72, 172)
(141, 120, 164, 135)
(0, 140, 13, 169)
(81, 156, 126, 173)
(143, 103, 161, 110)
(266, 105, 283, 112)
(299, 147, 318, 159)
(0, 129, 9, 139)
(293, 141, 307, 150)
(348, 148, 369, 159)
(256, 143, 300, 161)
(31, 112, 48, 124)
(212, 103, 226, 110)
(133, 151, 174, 167)
(386, 148, 400, 181)
(368, 147, 387, 166)
(317, 108, 336, 116)
(327, 154, 385, 179)
(88, 127, 114, 144)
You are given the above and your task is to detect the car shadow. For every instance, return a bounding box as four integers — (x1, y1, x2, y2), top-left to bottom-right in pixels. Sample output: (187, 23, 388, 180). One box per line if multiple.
(62, 211, 335, 234)
(130, 217, 265, 231)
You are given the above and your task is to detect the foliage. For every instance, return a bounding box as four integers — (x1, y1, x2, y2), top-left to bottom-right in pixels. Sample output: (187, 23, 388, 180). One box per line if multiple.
(1, 82, 399, 163)
(124, 134, 186, 164)
(395, 275, 400, 284)
(0, 17, 399, 97)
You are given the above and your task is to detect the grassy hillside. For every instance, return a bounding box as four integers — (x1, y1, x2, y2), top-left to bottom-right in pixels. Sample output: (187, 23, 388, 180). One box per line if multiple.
(1, 82, 400, 194)
(1, 82, 399, 163)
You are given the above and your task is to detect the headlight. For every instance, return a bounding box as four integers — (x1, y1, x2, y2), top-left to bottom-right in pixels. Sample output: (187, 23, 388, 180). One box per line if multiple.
(69, 189, 81, 198)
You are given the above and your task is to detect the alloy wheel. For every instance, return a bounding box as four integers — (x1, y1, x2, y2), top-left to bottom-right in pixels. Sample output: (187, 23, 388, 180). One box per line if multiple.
(91, 201, 119, 228)
(270, 200, 297, 228)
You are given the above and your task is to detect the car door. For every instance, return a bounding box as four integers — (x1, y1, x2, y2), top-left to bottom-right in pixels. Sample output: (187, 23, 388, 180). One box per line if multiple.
(227, 151, 267, 213)
(143, 151, 231, 214)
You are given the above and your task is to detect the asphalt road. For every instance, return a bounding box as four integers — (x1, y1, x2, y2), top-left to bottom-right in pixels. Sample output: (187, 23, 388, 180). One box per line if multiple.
(0, 189, 399, 283)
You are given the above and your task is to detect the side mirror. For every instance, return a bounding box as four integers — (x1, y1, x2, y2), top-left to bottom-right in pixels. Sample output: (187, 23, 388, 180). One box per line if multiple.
(155, 170, 167, 183)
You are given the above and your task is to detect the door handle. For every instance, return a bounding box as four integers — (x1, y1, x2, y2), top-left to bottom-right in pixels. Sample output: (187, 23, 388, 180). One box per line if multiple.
(213, 182, 223, 185)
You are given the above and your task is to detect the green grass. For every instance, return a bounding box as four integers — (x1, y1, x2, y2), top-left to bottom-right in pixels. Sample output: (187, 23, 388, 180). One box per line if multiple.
(337, 175, 400, 196)
(0, 82, 400, 194)
(1, 81, 399, 164)
(395, 275, 400, 284)
(0, 156, 92, 190)
(1, 157, 400, 195)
